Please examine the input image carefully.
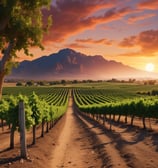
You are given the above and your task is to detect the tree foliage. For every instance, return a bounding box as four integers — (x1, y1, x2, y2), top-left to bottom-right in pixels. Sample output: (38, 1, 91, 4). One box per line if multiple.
(0, 0, 52, 98)
(0, 0, 52, 54)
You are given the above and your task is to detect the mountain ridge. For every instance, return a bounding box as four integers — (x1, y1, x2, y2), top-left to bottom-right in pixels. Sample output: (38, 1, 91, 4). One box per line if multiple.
(8, 48, 157, 80)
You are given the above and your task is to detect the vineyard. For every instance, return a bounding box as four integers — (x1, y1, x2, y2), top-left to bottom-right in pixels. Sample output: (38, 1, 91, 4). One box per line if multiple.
(1, 82, 158, 167)
(73, 83, 158, 130)
(0, 87, 69, 151)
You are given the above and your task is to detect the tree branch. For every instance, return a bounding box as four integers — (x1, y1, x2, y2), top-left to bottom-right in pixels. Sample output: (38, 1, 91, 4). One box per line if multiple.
(0, 41, 14, 73)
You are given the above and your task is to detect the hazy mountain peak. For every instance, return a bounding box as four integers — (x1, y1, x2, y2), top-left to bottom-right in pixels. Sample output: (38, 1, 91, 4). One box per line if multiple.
(8, 48, 157, 80)
(58, 48, 76, 55)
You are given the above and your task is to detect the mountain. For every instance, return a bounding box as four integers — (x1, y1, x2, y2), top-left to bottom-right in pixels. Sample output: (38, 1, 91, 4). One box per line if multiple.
(8, 48, 157, 80)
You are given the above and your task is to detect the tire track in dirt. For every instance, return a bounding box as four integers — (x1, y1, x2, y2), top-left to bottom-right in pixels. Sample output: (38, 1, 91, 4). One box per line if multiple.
(110, 123, 158, 168)
(76, 111, 129, 168)
(77, 112, 158, 168)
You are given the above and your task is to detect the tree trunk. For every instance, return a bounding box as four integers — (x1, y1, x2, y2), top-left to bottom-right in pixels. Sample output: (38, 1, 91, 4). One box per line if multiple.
(117, 114, 121, 123)
(113, 114, 115, 121)
(103, 115, 105, 125)
(109, 114, 112, 130)
(10, 126, 15, 149)
(0, 73, 5, 100)
(130, 115, 135, 126)
(46, 122, 49, 133)
(92, 114, 94, 119)
(142, 117, 146, 129)
(1, 119, 4, 131)
(148, 118, 152, 130)
(0, 41, 14, 99)
(32, 125, 36, 145)
(41, 120, 45, 137)
(49, 121, 52, 129)
(124, 115, 128, 123)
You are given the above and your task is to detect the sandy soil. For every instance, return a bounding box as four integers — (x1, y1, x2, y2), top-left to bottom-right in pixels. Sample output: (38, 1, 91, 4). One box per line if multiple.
(0, 97, 158, 168)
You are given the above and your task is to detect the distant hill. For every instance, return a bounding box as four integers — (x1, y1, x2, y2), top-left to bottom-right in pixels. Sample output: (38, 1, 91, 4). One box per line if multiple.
(8, 48, 157, 80)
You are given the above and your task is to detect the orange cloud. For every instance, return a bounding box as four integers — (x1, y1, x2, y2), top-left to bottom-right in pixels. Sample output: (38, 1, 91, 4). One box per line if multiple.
(65, 43, 89, 49)
(76, 38, 113, 45)
(138, 29, 158, 53)
(119, 29, 158, 56)
(137, 0, 158, 10)
(127, 13, 156, 24)
(119, 36, 137, 48)
(117, 52, 146, 57)
(43, 1, 132, 43)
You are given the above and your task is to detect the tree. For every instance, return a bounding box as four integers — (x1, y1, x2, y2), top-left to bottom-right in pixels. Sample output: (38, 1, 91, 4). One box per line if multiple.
(16, 81, 23, 86)
(72, 80, 78, 84)
(0, 0, 52, 99)
(25, 81, 34, 86)
(61, 79, 66, 85)
(37, 81, 45, 86)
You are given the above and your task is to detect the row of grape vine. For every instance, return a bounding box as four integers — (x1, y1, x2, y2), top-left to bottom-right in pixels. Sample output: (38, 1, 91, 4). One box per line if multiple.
(73, 88, 158, 130)
(0, 88, 69, 149)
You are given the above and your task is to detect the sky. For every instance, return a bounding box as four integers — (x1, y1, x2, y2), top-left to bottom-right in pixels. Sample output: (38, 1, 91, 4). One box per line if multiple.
(22, 0, 158, 73)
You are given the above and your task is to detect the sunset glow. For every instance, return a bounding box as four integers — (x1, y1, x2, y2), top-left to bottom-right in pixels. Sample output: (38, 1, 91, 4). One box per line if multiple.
(18, 0, 158, 73)
(145, 63, 155, 72)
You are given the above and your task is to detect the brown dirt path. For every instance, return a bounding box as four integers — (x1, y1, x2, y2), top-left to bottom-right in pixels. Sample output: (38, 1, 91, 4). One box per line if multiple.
(49, 97, 104, 168)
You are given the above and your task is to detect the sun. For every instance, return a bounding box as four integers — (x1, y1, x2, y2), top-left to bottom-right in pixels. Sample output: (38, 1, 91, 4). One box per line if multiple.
(145, 63, 155, 72)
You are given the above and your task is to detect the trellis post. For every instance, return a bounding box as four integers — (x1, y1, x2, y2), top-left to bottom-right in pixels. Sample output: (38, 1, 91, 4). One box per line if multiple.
(19, 101, 27, 158)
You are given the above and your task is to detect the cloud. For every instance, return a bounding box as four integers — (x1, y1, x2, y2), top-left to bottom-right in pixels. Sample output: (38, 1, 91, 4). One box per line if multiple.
(43, 0, 133, 43)
(65, 43, 89, 49)
(76, 38, 113, 45)
(119, 36, 137, 48)
(119, 29, 158, 56)
(117, 51, 147, 57)
(117, 50, 157, 57)
(127, 13, 156, 24)
(65, 37, 113, 50)
(138, 29, 158, 53)
(137, 0, 158, 10)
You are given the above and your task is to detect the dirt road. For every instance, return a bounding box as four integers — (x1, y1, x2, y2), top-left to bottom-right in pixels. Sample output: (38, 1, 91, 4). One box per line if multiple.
(49, 97, 104, 168)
